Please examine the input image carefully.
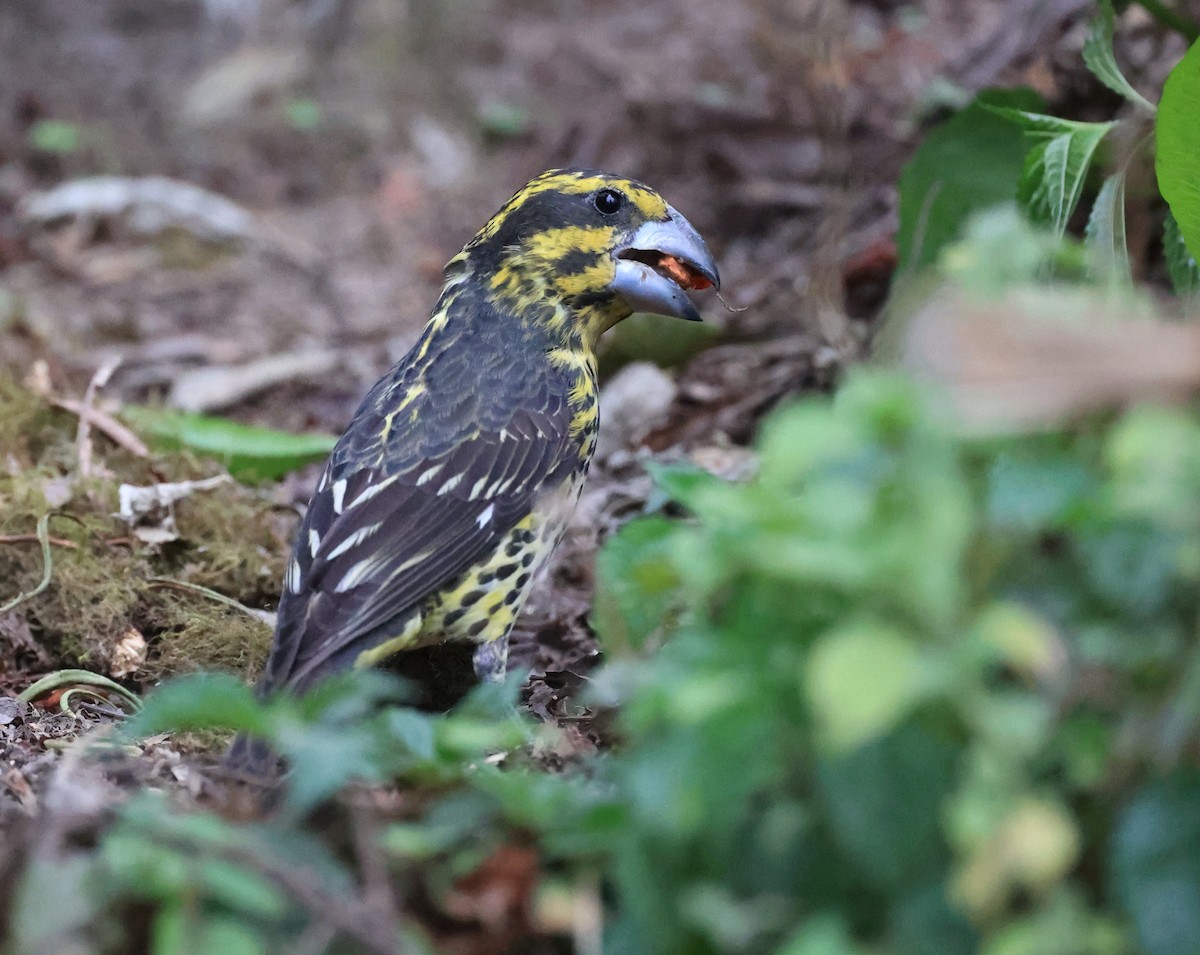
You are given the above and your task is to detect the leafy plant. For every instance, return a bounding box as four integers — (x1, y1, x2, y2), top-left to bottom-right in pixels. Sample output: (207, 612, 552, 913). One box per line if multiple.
(899, 0, 1200, 294)
(121, 406, 337, 482)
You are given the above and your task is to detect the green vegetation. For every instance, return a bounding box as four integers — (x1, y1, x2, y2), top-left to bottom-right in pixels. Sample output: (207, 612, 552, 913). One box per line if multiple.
(25, 348, 1200, 952)
(8, 5, 1200, 955)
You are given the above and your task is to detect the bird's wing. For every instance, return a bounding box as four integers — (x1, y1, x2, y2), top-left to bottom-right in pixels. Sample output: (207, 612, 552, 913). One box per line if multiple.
(262, 387, 575, 693)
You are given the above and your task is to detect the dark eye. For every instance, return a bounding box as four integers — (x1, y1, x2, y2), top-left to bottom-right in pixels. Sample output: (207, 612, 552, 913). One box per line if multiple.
(593, 188, 624, 215)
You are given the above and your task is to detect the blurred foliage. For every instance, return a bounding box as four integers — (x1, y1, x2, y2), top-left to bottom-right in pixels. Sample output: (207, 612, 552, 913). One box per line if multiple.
(902, 5, 1200, 294)
(27, 119, 82, 155)
(48, 344, 1200, 952)
(896, 88, 1043, 270)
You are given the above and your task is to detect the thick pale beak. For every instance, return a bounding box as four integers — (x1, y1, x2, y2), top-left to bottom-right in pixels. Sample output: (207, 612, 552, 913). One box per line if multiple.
(611, 205, 720, 322)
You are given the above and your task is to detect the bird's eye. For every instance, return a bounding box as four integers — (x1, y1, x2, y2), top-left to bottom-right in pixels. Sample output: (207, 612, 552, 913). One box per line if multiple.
(593, 188, 624, 215)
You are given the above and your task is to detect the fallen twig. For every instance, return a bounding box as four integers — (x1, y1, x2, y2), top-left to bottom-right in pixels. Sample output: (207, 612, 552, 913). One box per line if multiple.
(74, 356, 125, 477)
(0, 534, 78, 549)
(147, 577, 274, 626)
(52, 398, 149, 459)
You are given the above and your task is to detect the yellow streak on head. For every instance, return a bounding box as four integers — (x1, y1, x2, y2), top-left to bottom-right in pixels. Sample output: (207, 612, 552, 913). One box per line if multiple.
(475, 169, 670, 244)
(554, 261, 615, 298)
(523, 225, 613, 260)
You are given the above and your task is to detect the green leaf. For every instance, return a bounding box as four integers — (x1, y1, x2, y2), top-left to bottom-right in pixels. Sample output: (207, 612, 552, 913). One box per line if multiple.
(478, 101, 530, 138)
(125, 672, 272, 738)
(122, 405, 336, 482)
(817, 722, 955, 892)
(1111, 772, 1200, 955)
(1156, 38, 1200, 264)
(776, 914, 867, 955)
(593, 517, 684, 653)
(891, 883, 978, 955)
(28, 119, 81, 154)
(284, 98, 321, 131)
(153, 906, 267, 955)
(993, 110, 1115, 236)
(1085, 172, 1131, 280)
(805, 620, 924, 751)
(1082, 0, 1156, 112)
(1164, 211, 1200, 296)
(897, 88, 1044, 269)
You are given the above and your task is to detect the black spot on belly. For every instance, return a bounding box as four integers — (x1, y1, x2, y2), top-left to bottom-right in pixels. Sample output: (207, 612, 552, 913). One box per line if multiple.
(521, 551, 536, 568)
(494, 561, 518, 580)
(514, 573, 530, 590)
(467, 618, 489, 638)
(443, 607, 467, 627)
(460, 589, 486, 606)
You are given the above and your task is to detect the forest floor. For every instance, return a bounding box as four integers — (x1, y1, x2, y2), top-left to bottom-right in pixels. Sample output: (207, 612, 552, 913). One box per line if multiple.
(0, 0, 1187, 947)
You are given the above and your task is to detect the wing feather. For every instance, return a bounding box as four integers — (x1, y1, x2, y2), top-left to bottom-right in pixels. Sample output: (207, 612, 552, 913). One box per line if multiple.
(261, 373, 576, 692)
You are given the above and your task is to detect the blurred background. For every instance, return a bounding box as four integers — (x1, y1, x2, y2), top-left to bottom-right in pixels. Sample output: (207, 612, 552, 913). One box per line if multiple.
(4, 0, 1184, 437)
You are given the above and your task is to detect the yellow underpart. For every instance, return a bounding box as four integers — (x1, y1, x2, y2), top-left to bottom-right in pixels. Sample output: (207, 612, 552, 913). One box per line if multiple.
(354, 611, 425, 668)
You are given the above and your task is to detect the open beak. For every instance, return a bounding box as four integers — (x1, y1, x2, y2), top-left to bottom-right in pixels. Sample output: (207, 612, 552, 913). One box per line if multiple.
(611, 205, 720, 322)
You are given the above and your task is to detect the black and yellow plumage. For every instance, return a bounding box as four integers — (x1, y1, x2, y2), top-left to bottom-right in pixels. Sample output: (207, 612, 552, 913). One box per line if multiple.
(231, 169, 717, 765)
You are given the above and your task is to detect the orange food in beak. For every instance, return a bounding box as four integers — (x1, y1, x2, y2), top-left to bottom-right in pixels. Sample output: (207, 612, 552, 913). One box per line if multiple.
(659, 254, 714, 291)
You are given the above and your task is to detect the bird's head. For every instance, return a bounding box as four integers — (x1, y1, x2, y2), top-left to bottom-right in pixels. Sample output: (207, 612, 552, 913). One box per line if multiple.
(451, 169, 720, 344)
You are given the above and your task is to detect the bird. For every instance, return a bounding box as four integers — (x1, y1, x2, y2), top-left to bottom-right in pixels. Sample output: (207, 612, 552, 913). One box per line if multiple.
(227, 168, 718, 769)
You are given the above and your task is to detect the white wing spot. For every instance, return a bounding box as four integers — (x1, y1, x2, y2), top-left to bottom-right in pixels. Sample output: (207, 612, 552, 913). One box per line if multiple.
(334, 557, 378, 594)
(438, 473, 463, 496)
(286, 558, 303, 593)
(468, 476, 488, 501)
(350, 475, 396, 507)
(416, 463, 444, 486)
(308, 529, 321, 557)
(325, 522, 383, 560)
(476, 503, 495, 528)
(331, 479, 347, 514)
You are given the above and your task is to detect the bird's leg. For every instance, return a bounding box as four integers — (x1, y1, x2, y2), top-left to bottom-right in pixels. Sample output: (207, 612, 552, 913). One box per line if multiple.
(472, 635, 509, 682)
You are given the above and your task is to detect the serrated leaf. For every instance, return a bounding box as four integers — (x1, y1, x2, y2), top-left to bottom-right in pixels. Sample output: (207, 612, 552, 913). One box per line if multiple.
(897, 88, 1044, 269)
(1083, 0, 1157, 112)
(1157, 38, 1200, 264)
(1086, 172, 1131, 280)
(993, 111, 1115, 235)
(122, 405, 336, 482)
(1165, 211, 1200, 296)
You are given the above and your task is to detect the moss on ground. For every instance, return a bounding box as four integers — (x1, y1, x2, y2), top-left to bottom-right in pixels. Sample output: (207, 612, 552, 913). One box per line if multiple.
(0, 372, 288, 686)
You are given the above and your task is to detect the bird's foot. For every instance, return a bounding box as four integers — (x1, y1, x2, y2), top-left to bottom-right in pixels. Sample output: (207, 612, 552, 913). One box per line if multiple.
(472, 636, 509, 683)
